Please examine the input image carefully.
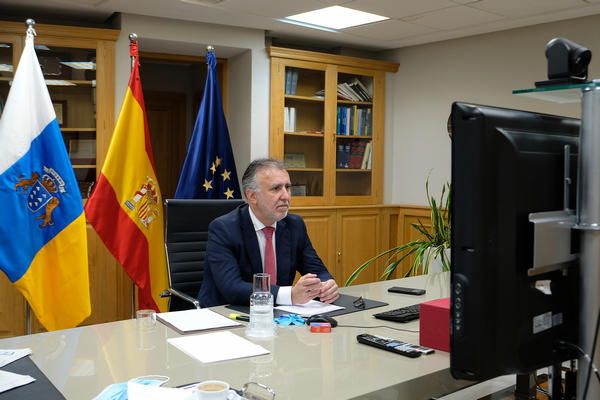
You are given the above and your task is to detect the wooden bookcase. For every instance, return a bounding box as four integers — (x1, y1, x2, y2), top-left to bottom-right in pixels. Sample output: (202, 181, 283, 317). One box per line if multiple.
(269, 47, 398, 206)
(0, 21, 121, 337)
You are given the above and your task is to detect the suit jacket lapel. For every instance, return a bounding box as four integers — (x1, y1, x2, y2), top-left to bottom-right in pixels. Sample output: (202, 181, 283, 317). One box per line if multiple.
(241, 206, 263, 275)
(275, 218, 291, 285)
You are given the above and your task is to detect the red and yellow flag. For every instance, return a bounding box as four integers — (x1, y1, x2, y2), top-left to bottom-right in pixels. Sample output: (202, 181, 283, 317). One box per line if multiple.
(85, 40, 167, 312)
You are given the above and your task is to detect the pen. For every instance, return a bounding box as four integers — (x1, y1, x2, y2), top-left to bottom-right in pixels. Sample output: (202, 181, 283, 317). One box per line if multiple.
(228, 313, 250, 322)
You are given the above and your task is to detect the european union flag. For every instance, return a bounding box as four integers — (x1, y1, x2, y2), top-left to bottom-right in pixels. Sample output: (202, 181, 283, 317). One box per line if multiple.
(175, 48, 241, 199)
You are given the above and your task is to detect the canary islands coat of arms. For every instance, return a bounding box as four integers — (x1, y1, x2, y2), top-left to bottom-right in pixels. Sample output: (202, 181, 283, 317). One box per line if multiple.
(14, 166, 66, 228)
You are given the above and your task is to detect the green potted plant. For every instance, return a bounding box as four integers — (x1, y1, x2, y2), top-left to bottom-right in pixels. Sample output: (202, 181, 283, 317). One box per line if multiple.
(344, 179, 451, 286)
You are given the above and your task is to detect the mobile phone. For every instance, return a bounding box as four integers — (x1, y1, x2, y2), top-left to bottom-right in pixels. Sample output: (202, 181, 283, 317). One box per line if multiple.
(387, 286, 426, 295)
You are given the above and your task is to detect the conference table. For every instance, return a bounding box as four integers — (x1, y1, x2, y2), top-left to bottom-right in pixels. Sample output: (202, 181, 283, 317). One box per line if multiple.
(0, 272, 476, 399)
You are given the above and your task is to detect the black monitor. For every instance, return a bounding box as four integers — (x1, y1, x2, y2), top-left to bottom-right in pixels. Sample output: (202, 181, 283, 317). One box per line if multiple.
(450, 102, 580, 381)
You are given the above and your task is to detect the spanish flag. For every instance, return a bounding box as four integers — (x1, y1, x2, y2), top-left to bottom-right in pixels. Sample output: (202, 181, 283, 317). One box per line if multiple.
(85, 39, 167, 312)
(0, 30, 90, 330)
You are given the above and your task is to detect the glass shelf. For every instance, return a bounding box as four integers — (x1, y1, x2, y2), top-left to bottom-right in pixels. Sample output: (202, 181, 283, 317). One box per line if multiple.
(513, 81, 600, 104)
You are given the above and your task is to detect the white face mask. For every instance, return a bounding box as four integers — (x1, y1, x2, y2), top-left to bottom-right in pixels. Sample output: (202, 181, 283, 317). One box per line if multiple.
(93, 375, 169, 400)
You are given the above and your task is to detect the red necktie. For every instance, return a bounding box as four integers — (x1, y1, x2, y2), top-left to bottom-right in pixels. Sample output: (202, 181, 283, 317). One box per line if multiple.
(262, 226, 276, 285)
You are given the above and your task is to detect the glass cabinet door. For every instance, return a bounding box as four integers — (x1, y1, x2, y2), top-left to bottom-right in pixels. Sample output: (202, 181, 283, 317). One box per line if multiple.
(0, 35, 21, 120)
(35, 43, 97, 199)
(335, 71, 374, 198)
(282, 64, 326, 199)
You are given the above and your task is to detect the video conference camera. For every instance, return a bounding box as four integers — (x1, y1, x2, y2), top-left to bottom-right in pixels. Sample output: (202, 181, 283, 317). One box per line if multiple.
(535, 37, 592, 87)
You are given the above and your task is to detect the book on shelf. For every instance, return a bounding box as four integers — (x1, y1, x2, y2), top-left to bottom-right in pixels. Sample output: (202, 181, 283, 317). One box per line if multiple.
(285, 68, 292, 95)
(283, 106, 296, 132)
(285, 68, 298, 95)
(361, 141, 372, 169)
(336, 143, 345, 168)
(343, 143, 351, 168)
(349, 140, 367, 169)
(291, 185, 307, 196)
(284, 152, 306, 168)
(290, 69, 298, 94)
(289, 107, 296, 132)
(336, 105, 372, 136)
(348, 77, 372, 101)
(336, 78, 372, 102)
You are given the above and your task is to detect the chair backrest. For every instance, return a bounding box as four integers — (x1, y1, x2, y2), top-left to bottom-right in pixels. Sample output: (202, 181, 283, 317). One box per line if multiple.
(164, 198, 245, 311)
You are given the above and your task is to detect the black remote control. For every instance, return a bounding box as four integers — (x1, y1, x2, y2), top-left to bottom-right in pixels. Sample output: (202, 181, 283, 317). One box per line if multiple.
(357, 333, 434, 358)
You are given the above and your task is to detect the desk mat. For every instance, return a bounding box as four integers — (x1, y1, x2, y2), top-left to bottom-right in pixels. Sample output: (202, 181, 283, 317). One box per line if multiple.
(0, 356, 65, 400)
(227, 293, 388, 317)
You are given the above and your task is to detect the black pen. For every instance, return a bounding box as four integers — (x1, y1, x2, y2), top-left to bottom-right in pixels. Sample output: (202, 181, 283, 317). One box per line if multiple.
(228, 313, 250, 322)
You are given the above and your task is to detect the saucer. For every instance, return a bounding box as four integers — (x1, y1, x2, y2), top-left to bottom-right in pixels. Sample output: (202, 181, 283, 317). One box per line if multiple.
(228, 389, 243, 400)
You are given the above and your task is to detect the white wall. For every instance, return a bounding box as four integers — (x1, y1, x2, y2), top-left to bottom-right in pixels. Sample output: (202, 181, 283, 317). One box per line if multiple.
(114, 13, 270, 182)
(227, 50, 253, 177)
(383, 14, 600, 206)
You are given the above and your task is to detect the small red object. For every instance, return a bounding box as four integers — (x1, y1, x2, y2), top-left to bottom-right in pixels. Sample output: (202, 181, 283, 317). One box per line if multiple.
(419, 297, 450, 352)
(310, 322, 331, 333)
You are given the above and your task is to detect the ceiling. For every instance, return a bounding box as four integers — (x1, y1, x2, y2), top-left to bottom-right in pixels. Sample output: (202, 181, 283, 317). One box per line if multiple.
(2, 0, 600, 51)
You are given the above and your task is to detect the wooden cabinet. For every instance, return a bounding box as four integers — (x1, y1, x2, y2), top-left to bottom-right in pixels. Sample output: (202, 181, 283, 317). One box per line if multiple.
(0, 22, 123, 337)
(269, 47, 398, 206)
(270, 47, 400, 287)
(293, 205, 434, 285)
(293, 206, 396, 285)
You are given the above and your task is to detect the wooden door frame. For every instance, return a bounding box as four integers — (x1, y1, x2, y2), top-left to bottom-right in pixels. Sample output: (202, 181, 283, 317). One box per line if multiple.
(139, 51, 228, 115)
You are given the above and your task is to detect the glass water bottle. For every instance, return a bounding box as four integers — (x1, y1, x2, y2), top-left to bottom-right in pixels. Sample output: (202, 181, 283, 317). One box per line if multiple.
(246, 273, 276, 338)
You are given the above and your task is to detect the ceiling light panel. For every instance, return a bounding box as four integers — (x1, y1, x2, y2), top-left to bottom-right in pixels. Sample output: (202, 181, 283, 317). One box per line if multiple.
(286, 6, 389, 30)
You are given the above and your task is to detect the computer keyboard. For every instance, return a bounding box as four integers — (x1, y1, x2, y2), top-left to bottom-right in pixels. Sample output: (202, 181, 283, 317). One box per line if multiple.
(373, 304, 420, 323)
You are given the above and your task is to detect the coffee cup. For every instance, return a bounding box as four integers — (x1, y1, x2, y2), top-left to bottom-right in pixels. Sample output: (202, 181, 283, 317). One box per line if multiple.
(194, 380, 230, 400)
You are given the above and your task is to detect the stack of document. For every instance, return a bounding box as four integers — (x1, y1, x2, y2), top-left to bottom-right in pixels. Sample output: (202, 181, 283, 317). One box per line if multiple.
(275, 300, 344, 317)
(168, 331, 269, 363)
(0, 370, 35, 393)
(156, 309, 240, 334)
(0, 348, 32, 368)
(0, 348, 35, 393)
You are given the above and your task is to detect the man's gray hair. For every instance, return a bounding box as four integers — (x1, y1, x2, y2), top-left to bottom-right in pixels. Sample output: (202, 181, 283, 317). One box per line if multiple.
(242, 158, 286, 195)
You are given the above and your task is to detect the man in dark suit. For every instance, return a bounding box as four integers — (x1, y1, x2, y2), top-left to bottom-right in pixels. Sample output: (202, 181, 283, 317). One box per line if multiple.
(199, 158, 339, 307)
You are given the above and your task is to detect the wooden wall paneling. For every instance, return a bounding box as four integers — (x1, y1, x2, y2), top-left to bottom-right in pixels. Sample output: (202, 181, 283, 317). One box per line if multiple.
(336, 208, 381, 285)
(293, 209, 336, 279)
(397, 206, 432, 277)
(324, 65, 337, 205)
(95, 38, 116, 171)
(0, 275, 26, 338)
(377, 206, 397, 279)
(269, 58, 285, 161)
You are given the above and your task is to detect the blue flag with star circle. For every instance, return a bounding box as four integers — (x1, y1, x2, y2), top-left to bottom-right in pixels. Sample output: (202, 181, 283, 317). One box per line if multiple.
(174, 49, 240, 199)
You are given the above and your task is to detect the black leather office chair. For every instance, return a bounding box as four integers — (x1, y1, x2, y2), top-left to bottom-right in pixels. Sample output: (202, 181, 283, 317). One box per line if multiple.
(162, 198, 244, 311)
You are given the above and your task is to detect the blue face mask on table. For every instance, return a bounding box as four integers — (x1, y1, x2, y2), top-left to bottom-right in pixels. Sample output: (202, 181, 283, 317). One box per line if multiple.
(93, 376, 169, 400)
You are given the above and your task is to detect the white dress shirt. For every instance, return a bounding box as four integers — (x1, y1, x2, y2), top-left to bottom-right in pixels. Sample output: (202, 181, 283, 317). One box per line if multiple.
(248, 207, 293, 305)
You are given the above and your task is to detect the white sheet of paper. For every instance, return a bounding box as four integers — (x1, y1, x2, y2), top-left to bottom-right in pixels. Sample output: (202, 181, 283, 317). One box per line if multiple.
(167, 331, 269, 363)
(0, 370, 35, 393)
(156, 309, 240, 333)
(0, 348, 32, 368)
(275, 300, 344, 317)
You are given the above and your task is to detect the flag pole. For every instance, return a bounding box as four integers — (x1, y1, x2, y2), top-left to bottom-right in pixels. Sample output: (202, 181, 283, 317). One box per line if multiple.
(25, 18, 36, 335)
(128, 32, 138, 319)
